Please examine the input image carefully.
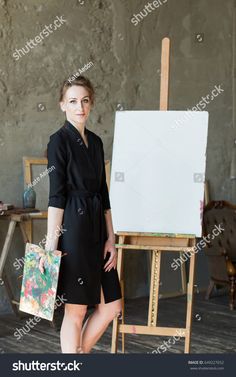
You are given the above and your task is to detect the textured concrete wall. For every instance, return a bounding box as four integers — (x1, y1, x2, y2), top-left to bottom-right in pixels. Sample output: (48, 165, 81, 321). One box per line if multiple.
(0, 0, 235, 313)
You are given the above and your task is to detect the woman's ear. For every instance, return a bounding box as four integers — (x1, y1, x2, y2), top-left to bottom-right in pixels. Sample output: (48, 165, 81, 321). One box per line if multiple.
(60, 101, 66, 112)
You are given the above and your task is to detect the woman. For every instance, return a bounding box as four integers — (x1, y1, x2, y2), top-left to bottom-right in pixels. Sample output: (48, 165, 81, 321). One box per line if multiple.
(41, 76, 122, 353)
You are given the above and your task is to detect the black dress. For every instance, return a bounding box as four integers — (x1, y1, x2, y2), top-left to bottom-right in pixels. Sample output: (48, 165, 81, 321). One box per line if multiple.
(47, 120, 122, 306)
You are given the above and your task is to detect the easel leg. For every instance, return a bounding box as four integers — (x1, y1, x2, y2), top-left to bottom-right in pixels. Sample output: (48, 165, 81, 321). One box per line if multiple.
(146, 250, 152, 290)
(120, 279, 125, 353)
(180, 253, 187, 294)
(148, 250, 161, 327)
(111, 235, 124, 353)
(0, 220, 17, 278)
(185, 242, 196, 353)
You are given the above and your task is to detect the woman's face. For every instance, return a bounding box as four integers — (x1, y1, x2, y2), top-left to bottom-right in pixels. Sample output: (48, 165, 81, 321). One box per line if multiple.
(60, 85, 92, 126)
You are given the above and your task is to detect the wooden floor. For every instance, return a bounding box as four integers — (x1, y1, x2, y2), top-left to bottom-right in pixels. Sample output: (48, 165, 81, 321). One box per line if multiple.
(0, 290, 235, 354)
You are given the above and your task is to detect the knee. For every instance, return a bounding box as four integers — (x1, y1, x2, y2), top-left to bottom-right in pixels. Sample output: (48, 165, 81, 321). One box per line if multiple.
(98, 302, 122, 323)
(112, 307, 122, 321)
(109, 307, 122, 322)
(113, 301, 122, 319)
(64, 305, 87, 326)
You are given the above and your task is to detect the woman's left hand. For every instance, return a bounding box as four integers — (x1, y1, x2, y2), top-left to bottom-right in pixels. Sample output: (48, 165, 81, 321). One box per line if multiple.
(104, 239, 117, 272)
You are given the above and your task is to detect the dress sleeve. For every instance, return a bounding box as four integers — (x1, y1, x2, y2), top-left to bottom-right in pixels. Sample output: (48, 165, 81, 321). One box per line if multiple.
(99, 138, 111, 211)
(47, 133, 67, 209)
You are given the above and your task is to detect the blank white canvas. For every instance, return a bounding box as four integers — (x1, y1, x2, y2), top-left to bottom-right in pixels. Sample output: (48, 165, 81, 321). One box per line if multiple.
(110, 111, 209, 237)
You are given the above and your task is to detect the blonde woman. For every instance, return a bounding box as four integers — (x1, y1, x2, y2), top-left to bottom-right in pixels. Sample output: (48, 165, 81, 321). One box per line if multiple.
(41, 76, 122, 353)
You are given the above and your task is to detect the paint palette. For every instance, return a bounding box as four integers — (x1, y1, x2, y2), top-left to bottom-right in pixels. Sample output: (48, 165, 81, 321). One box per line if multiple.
(19, 243, 62, 321)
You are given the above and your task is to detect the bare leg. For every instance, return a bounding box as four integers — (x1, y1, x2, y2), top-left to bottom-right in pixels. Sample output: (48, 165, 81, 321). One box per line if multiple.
(81, 287, 122, 353)
(60, 303, 87, 353)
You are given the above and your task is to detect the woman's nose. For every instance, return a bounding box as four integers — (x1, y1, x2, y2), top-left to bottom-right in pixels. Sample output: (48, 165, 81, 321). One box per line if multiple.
(78, 101, 84, 111)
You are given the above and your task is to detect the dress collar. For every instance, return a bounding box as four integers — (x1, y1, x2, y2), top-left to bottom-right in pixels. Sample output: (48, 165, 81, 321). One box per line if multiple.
(63, 120, 90, 149)
(63, 120, 88, 138)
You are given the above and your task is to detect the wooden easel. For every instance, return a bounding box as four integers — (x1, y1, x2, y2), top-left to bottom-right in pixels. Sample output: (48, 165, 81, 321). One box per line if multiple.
(111, 38, 197, 353)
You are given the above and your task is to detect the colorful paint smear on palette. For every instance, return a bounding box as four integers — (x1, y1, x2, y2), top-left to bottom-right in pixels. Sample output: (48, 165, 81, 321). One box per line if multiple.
(19, 243, 61, 321)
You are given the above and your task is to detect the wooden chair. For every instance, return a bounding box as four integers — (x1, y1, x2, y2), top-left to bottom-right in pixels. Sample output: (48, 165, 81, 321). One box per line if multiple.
(202, 200, 236, 310)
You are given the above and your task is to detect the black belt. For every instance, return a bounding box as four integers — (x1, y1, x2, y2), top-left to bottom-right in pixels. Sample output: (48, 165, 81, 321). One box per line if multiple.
(67, 189, 104, 244)
(68, 189, 102, 200)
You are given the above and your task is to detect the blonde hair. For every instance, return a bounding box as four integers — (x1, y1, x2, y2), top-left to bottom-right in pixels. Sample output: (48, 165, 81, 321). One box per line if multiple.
(59, 75, 95, 104)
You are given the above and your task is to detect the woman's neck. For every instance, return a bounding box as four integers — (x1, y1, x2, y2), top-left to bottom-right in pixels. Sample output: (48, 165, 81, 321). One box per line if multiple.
(67, 119, 86, 137)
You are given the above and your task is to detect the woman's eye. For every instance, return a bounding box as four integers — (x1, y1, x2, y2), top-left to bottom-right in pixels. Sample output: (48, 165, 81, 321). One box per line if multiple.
(69, 100, 76, 104)
(83, 99, 89, 103)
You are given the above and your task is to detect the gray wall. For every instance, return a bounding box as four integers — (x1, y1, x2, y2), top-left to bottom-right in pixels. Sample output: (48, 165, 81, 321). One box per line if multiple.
(0, 0, 235, 313)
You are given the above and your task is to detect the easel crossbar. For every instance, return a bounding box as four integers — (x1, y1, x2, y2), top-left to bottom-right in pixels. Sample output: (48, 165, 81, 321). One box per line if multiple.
(115, 244, 195, 252)
(118, 324, 187, 337)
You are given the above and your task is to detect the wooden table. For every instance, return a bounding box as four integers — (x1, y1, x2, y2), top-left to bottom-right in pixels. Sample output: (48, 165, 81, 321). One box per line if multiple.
(0, 208, 40, 313)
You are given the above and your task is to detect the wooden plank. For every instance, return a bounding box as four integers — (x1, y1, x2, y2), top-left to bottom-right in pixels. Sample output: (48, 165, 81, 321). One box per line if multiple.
(118, 324, 186, 337)
(116, 231, 195, 238)
(23, 156, 47, 167)
(22, 220, 32, 243)
(115, 244, 196, 252)
(2, 272, 19, 316)
(28, 211, 48, 219)
(160, 37, 171, 110)
(120, 280, 125, 353)
(19, 222, 29, 243)
(111, 235, 125, 353)
(184, 239, 196, 353)
(148, 250, 161, 327)
(180, 253, 187, 294)
(22, 156, 49, 242)
(0, 220, 17, 277)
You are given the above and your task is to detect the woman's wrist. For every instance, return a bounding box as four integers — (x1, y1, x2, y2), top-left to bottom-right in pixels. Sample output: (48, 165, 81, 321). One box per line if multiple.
(107, 234, 115, 243)
(45, 242, 57, 251)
